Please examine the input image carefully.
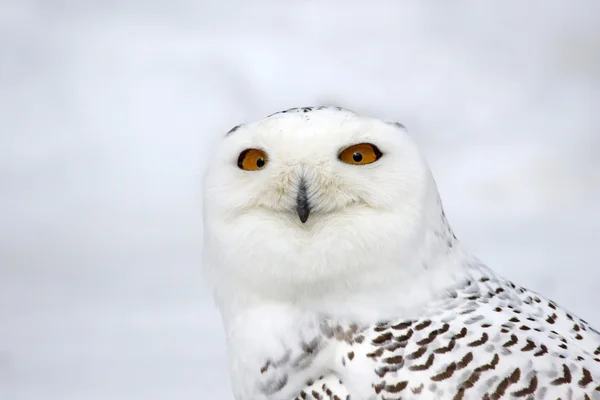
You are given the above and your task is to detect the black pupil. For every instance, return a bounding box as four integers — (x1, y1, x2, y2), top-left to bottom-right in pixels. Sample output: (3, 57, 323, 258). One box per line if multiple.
(352, 152, 363, 162)
(256, 158, 265, 168)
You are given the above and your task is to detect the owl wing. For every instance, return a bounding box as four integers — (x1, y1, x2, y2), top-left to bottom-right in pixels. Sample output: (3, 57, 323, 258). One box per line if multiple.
(262, 274, 600, 399)
(321, 278, 600, 400)
(345, 310, 600, 399)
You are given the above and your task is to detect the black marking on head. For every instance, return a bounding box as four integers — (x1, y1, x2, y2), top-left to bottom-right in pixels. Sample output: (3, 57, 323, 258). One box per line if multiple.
(226, 124, 242, 136)
(386, 121, 406, 129)
(266, 105, 354, 118)
(227, 106, 357, 137)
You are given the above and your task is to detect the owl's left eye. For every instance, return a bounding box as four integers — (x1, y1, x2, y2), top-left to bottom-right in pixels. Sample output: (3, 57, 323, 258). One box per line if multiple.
(339, 143, 382, 165)
(238, 149, 268, 170)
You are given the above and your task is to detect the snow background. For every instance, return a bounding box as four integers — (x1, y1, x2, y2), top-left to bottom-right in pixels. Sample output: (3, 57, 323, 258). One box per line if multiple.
(1, 1, 599, 399)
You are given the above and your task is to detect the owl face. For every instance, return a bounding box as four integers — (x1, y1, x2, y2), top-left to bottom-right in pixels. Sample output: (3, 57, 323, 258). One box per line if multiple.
(203, 108, 435, 298)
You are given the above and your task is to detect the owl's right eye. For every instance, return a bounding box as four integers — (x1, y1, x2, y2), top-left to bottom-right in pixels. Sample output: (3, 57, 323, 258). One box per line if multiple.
(237, 149, 269, 171)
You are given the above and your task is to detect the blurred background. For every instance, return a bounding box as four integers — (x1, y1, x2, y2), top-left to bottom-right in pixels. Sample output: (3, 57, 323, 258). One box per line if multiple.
(0, 1, 599, 399)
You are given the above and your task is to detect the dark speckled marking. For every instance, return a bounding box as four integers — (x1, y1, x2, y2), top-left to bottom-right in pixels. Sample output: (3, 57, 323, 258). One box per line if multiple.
(261, 374, 288, 396)
(225, 124, 242, 136)
(266, 106, 352, 118)
(386, 121, 406, 129)
(227, 106, 356, 137)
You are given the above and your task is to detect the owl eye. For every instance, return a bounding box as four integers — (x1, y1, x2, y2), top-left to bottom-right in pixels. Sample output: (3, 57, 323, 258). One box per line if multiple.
(338, 143, 382, 165)
(238, 149, 268, 170)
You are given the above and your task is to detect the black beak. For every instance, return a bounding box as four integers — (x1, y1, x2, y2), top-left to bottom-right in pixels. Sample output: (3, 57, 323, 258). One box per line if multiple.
(296, 180, 310, 223)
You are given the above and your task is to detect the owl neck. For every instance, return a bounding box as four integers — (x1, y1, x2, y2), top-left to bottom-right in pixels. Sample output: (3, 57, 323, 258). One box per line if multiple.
(298, 219, 476, 324)
(214, 203, 478, 328)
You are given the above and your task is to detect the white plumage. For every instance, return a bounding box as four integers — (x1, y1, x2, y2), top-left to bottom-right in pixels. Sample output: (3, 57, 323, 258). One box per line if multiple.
(202, 106, 600, 399)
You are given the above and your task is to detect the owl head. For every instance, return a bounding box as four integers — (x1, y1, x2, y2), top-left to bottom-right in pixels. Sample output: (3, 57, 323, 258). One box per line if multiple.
(202, 107, 456, 312)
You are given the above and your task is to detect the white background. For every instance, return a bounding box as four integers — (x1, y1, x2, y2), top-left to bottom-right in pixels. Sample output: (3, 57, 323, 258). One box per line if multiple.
(1, 1, 599, 399)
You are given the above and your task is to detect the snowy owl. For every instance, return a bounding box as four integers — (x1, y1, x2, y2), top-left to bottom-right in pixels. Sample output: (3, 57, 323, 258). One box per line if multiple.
(202, 106, 600, 400)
